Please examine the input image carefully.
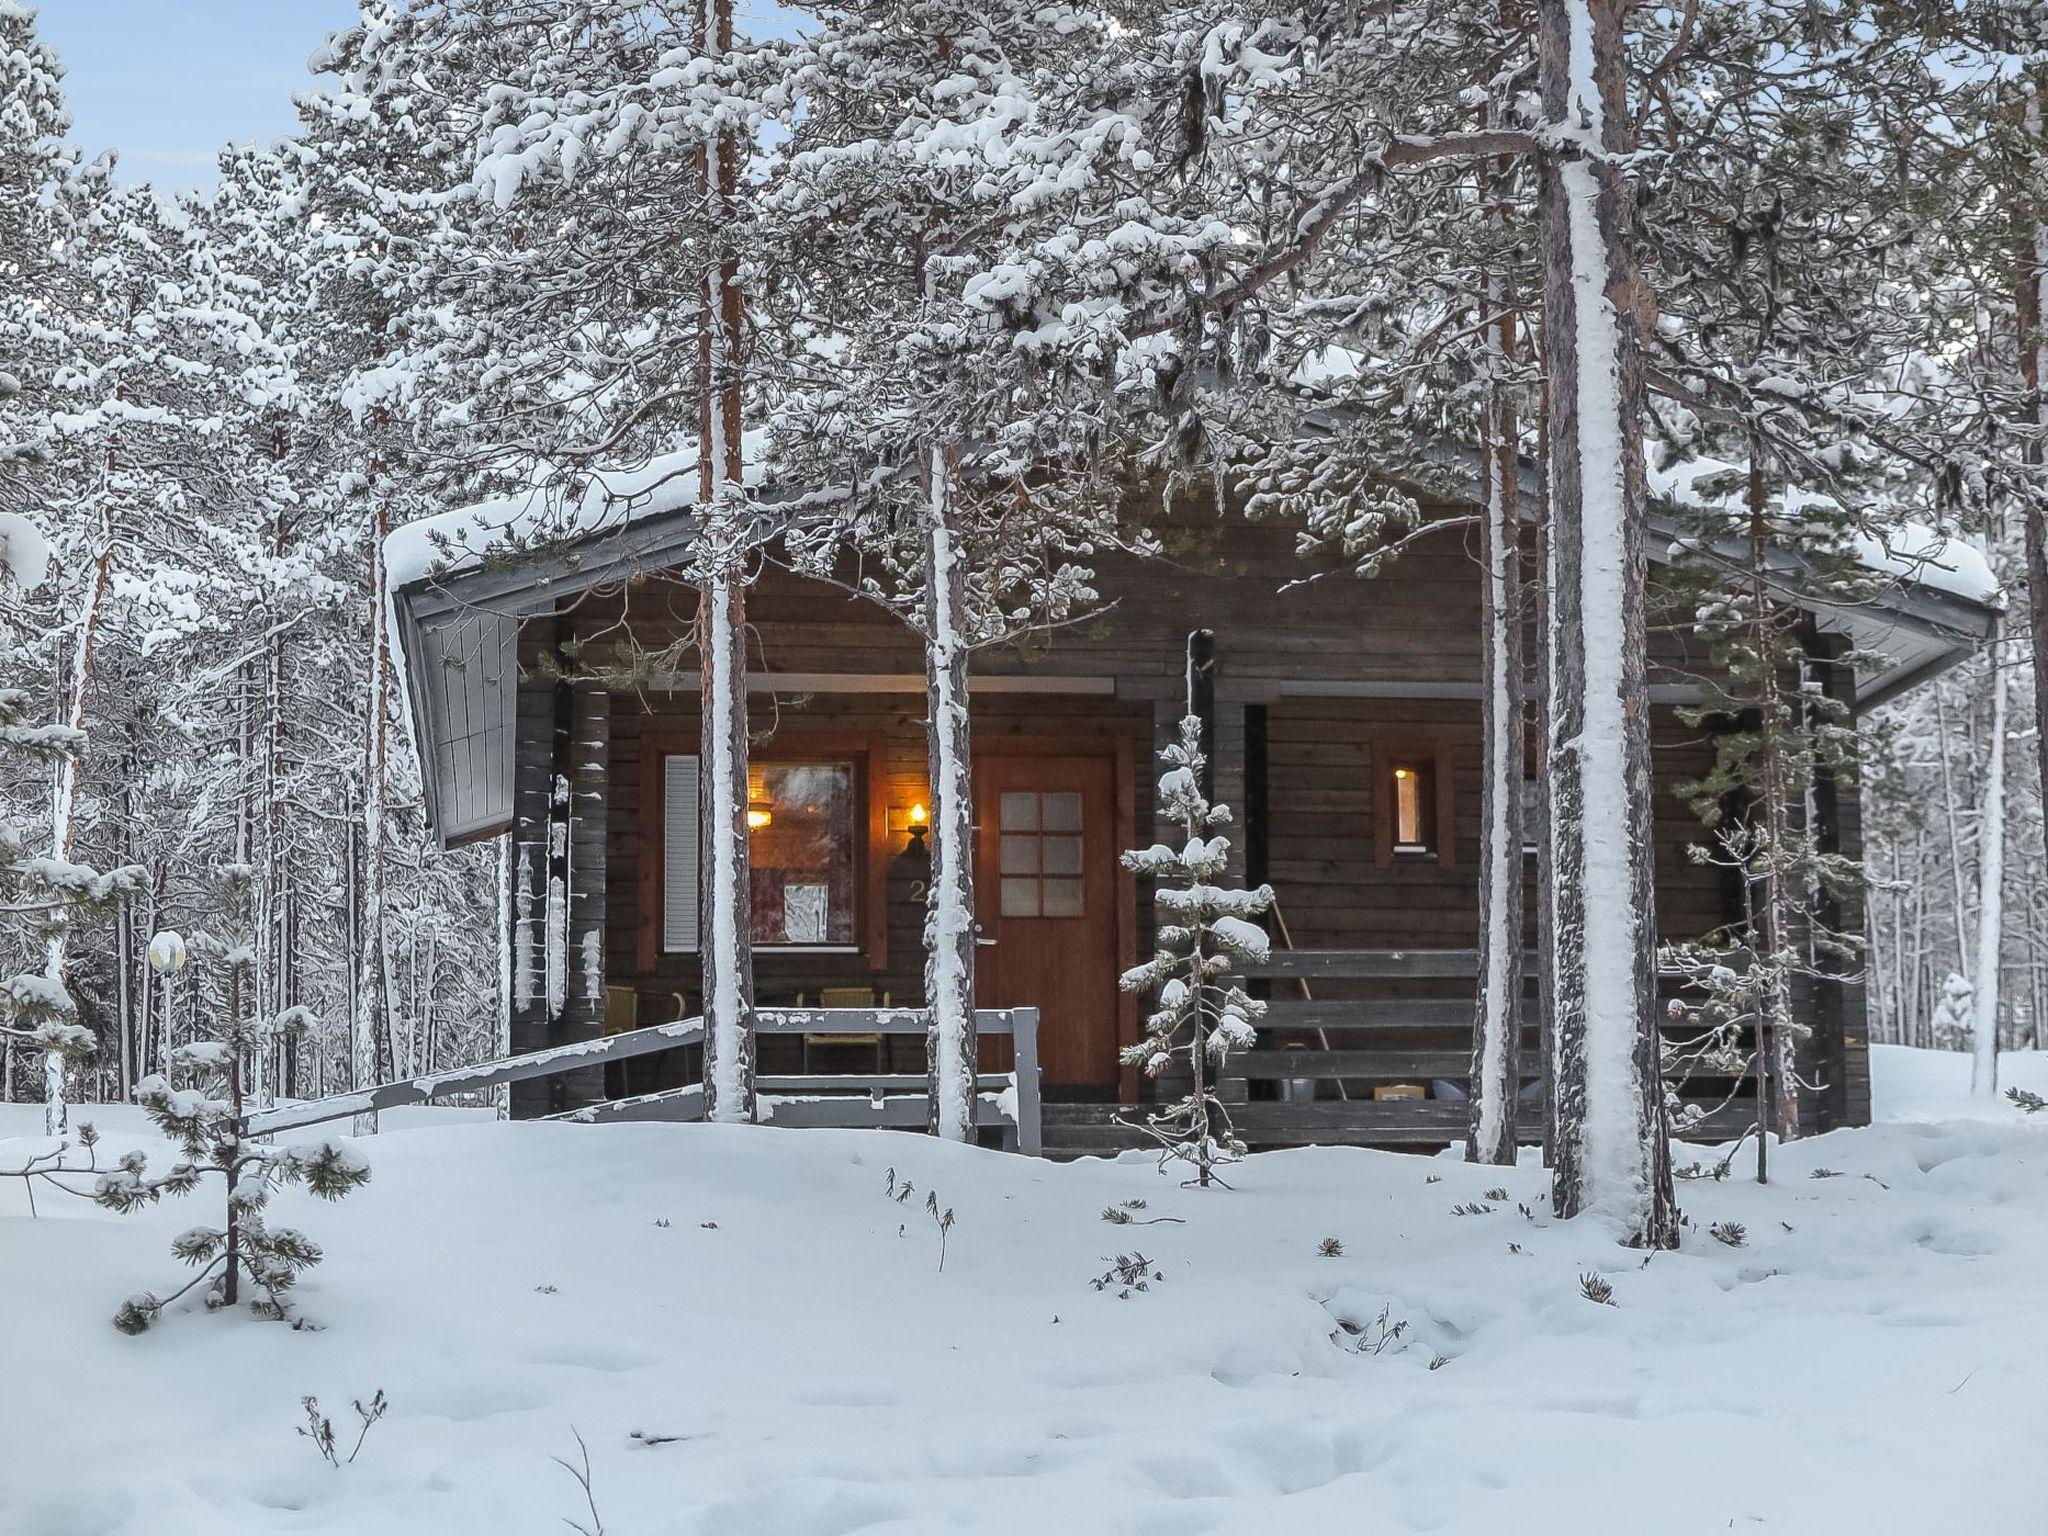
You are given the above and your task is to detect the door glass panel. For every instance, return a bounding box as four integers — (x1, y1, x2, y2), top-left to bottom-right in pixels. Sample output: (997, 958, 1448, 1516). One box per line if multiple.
(1000, 837, 1038, 874)
(1041, 878, 1084, 917)
(1041, 835, 1083, 876)
(1041, 792, 1082, 832)
(1000, 877, 1040, 917)
(1000, 792, 1038, 831)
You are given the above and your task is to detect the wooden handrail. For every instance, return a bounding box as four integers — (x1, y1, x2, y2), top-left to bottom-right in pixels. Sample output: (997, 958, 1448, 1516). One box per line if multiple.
(248, 1006, 1042, 1156)
(245, 1014, 709, 1136)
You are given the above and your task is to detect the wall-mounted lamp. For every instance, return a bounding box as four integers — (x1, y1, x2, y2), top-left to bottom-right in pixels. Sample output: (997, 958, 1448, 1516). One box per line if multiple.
(746, 797, 774, 830)
(887, 801, 930, 852)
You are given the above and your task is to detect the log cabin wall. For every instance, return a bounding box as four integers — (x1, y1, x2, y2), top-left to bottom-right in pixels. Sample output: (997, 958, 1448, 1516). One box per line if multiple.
(503, 500, 1867, 1132)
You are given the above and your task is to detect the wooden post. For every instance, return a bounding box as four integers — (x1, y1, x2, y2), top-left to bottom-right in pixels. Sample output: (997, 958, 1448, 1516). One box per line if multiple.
(506, 619, 559, 1119)
(1186, 629, 1217, 801)
(557, 678, 610, 1114)
(1800, 628, 1864, 1130)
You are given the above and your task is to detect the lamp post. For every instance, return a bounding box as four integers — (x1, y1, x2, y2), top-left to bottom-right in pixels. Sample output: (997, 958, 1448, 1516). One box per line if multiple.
(146, 930, 187, 1082)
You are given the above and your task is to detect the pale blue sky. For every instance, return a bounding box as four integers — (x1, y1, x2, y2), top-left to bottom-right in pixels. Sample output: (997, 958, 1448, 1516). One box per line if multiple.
(35, 0, 357, 188)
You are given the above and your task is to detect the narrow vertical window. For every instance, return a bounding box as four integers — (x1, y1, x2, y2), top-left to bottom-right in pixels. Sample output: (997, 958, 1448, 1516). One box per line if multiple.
(1390, 759, 1436, 855)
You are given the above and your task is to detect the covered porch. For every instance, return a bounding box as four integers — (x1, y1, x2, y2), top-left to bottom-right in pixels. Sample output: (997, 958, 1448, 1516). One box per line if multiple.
(386, 480, 1994, 1153)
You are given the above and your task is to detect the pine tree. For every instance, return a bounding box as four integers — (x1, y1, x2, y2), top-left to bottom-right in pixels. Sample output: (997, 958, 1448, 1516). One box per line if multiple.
(96, 1005, 370, 1332)
(1119, 716, 1274, 1186)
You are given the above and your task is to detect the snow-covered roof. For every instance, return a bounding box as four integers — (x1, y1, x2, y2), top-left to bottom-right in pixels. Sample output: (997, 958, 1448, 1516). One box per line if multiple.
(1645, 453, 2000, 608)
(391, 428, 1999, 849)
(385, 433, 785, 847)
(385, 430, 767, 595)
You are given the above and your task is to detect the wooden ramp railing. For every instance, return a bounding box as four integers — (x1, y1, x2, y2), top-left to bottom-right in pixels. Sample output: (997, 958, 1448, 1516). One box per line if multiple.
(1215, 948, 1537, 1146)
(551, 1008, 1043, 1156)
(1225, 947, 1753, 1147)
(246, 1007, 1043, 1156)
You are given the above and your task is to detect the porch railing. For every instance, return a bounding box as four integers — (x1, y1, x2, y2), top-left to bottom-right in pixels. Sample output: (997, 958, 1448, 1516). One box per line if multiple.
(245, 1007, 1042, 1156)
(1223, 947, 1751, 1146)
(1199, 947, 1526, 1145)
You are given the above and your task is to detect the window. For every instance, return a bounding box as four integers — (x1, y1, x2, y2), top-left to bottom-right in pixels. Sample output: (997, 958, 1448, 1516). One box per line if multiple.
(662, 756, 861, 952)
(1389, 759, 1436, 854)
(1372, 736, 1454, 869)
(998, 790, 1085, 918)
(748, 762, 858, 946)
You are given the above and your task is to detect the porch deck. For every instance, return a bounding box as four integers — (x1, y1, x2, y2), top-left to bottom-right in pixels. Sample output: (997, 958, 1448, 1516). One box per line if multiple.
(256, 949, 1762, 1157)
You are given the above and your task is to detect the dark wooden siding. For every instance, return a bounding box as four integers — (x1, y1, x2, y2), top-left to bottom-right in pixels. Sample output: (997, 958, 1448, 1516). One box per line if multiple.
(499, 502, 1868, 1132)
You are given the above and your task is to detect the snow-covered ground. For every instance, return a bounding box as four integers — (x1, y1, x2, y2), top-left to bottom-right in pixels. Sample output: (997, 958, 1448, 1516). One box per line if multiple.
(4, 1054, 2044, 1536)
(1871, 1043, 2048, 1123)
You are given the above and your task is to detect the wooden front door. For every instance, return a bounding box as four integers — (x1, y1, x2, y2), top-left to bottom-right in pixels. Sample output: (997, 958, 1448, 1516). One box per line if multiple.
(974, 752, 1122, 1094)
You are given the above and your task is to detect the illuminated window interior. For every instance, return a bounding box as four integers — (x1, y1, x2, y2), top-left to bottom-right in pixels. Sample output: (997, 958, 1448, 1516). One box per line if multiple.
(746, 761, 857, 946)
(1391, 759, 1435, 854)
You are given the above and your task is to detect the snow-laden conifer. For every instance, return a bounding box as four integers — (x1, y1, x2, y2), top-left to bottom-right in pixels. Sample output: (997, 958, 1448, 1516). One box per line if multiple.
(1119, 716, 1273, 1186)
(96, 993, 369, 1333)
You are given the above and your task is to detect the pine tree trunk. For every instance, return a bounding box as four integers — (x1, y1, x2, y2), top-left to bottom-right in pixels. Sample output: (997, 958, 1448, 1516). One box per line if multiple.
(1746, 446, 1800, 1163)
(1532, 362, 1559, 1170)
(353, 502, 396, 1134)
(923, 445, 979, 1140)
(1536, 0, 1676, 1247)
(43, 503, 117, 1137)
(2018, 81, 2048, 1086)
(1469, 285, 1525, 1166)
(115, 899, 132, 1100)
(695, 0, 756, 1122)
(1971, 641, 2007, 1097)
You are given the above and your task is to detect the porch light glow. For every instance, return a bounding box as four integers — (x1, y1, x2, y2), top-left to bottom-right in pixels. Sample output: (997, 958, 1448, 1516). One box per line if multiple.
(909, 802, 928, 828)
(746, 799, 773, 830)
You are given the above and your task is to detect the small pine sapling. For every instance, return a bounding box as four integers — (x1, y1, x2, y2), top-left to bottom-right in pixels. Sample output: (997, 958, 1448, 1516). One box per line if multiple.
(96, 1002, 369, 1332)
(1119, 715, 1274, 1185)
(2007, 1087, 2045, 1115)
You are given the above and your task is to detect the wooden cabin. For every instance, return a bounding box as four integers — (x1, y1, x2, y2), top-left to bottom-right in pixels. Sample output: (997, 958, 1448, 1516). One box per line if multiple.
(387, 459, 1996, 1155)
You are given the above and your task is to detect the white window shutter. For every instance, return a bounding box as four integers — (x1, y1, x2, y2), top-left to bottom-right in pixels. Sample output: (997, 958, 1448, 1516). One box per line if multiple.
(663, 754, 702, 952)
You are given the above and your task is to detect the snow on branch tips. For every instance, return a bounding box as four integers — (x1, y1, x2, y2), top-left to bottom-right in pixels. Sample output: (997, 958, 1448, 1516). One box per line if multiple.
(1118, 715, 1273, 1186)
(94, 1003, 370, 1334)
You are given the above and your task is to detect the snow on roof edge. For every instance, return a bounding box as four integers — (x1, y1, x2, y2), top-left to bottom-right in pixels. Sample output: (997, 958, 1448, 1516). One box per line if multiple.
(1646, 453, 2000, 609)
(384, 428, 769, 596)
(382, 430, 765, 839)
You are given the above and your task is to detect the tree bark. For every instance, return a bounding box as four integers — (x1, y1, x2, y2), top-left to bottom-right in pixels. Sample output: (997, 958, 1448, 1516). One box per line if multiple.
(2018, 81, 2047, 1089)
(42, 502, 117, 1137)
(923, 445, 979, 1140)
(1468, 281, 1525, 1166)
(1746, 438, 1800, 1165)
(1536, 0, 1676, 1247)
(353, 500, 396, 1135)
(695, 0, 756, 1123)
